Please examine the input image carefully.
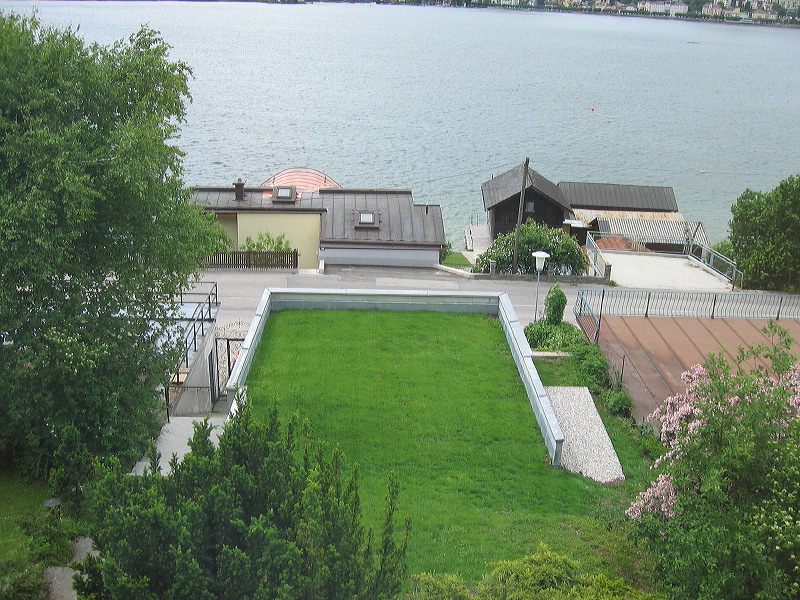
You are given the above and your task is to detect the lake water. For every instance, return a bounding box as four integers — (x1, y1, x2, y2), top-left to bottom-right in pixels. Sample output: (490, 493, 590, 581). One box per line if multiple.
(5, 1, 800, 244)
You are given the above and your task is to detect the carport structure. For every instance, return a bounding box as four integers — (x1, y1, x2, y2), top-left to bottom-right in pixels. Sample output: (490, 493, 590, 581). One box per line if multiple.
(575, 289, 800, 420)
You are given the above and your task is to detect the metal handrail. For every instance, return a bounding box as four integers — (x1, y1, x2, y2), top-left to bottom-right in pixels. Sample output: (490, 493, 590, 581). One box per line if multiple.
(574, 289, 800, 321)
(175, 282, 220, 372)
(585, 234, 609, 278)
(688, 242, 744, 288)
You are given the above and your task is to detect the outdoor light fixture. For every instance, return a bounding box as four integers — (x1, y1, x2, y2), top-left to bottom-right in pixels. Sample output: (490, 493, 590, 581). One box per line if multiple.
(532, 251, 550, 321)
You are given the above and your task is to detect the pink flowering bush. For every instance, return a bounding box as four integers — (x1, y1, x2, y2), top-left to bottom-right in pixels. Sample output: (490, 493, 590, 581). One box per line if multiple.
(625, 474, 676, 521)
(628, 321, 800, 600)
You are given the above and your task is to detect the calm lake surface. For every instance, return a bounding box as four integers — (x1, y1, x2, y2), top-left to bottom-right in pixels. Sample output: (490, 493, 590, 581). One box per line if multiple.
(6, 1, 800, 243)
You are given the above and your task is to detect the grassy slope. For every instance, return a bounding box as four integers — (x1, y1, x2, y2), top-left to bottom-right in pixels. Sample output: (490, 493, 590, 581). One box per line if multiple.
(246, 310, 653, 584)
(0, 470, 49, 561)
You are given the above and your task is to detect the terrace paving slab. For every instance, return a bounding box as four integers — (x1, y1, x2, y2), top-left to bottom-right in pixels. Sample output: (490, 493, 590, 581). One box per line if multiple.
(604, 251, 732, 291)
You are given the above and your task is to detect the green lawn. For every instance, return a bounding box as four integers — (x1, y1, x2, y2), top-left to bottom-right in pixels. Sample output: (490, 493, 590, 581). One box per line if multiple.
(0, 469, 49, 562)
(441, 251, 472, 268)
(246, 310, 653, 585)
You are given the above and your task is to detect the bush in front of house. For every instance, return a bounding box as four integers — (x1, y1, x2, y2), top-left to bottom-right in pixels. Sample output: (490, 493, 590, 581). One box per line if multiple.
(240, 231, 292, 252)
(524, 284, 583, 351)
(473, 220, 586, 275)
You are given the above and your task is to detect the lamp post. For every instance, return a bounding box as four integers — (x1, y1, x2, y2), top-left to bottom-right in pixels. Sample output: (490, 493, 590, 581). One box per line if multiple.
(532, 251, 550, 321)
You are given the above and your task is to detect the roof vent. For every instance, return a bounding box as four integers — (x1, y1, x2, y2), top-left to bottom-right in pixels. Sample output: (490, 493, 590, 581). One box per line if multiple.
(233, 178, 246, 202)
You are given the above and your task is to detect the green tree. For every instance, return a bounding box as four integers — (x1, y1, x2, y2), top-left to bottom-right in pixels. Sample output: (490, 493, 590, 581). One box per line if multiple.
(474, 220, 586, 276)
(710, 236, 734, 261)
(628, 322, 800, 600)
(0, 13, 226, 479)
(728, 175, 800, 291)
(76, 402, 410, 600)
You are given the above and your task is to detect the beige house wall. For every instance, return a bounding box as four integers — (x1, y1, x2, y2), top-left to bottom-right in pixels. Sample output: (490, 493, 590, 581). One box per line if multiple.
(237, 213, 321, 269)
(214, 214, 239, 248)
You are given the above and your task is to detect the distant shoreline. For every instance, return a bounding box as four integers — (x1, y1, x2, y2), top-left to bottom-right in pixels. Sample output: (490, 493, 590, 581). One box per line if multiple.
(495, 4, 800, 29)
(50, 0, 798, 29)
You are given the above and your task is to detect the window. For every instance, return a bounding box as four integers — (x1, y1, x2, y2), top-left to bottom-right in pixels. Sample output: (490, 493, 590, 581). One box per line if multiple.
(274, 186, 295, 201)
(356, 211, 378, 228)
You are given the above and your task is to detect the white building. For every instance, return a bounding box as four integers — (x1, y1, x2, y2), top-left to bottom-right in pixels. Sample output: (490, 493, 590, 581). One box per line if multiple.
(637, 0, 688, 12)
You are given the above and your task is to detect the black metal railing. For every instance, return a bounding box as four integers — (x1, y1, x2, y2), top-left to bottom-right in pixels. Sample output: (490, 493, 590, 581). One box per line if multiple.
(175, 282, 219, 373)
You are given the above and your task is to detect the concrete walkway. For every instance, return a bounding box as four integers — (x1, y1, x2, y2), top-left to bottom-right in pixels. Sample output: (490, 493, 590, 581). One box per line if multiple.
(131, 415, 227, 475)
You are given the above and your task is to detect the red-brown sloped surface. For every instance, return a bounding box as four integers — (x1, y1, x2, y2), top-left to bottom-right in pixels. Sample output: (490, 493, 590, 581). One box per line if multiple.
(598, 316, 800, 421)
(261, 167, 341, 193)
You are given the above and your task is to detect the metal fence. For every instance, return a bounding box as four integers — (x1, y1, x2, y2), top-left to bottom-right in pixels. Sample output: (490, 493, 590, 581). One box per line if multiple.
(178, 281, 218, 308)
(575, 288, 800, 342)
(601, 341, 662, 414)
(204, 249, 298, 269)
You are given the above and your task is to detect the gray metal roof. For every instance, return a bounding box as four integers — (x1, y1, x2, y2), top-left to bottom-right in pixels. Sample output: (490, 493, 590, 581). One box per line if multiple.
(595, 218, 709, 246)
(482, 164, 571, 213)
(191, 186, 445, 248)
(559, 182, 678, 212)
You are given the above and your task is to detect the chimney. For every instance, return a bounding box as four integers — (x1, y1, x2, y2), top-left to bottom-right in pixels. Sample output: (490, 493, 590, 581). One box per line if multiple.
(233, 178, 245, 202)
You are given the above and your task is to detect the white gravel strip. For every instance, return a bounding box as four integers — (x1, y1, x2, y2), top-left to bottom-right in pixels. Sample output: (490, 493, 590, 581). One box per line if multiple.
(546, 386, 625, 484)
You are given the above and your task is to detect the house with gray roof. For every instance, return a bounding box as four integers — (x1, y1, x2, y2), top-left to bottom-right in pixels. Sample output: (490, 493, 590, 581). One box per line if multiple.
(479, 163, 705, 247)
(192, 175, 445, 269)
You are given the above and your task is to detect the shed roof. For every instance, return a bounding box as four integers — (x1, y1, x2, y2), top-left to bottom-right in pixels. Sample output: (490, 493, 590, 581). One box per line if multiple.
(572, 208, 688, 224)
(559, 181, 678, 212)
(482, 163, 571, 213)
(595, 218, 709, 246)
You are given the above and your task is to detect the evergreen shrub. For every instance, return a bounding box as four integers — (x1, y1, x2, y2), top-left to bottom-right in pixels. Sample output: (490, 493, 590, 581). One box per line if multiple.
(543, 283, 567, 326)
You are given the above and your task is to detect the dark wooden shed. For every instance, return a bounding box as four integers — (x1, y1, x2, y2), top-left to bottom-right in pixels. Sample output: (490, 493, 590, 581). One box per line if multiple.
(481, 163, 573, 239)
